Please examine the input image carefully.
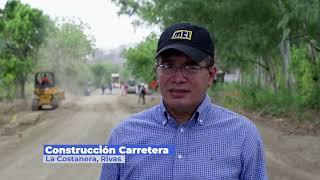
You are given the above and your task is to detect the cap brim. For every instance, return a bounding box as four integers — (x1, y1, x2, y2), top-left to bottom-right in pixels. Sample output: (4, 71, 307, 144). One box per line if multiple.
(155, 44, 208, 62)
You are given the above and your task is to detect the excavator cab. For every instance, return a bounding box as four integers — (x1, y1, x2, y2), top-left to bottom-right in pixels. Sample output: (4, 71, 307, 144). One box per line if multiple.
(32, 71, 65, 110)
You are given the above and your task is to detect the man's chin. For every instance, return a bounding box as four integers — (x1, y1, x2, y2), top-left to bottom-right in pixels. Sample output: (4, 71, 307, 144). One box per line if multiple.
(167, 100, 191, 109)
(168, 91, 189, 98)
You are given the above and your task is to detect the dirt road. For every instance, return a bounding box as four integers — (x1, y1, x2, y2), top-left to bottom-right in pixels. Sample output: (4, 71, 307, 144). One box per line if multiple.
(0, 90, 319, 179)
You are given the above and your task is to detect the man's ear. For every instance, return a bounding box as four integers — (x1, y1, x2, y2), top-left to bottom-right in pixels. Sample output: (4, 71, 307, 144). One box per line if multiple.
(209, 66, 217, 76)
(208, 66, 217, 86)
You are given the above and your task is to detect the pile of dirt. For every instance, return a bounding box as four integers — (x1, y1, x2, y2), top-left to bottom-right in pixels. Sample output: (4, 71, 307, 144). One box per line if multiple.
(0, 100, 30, 127)
(0, 99, 45, 136)
(0, 93, 86, 137)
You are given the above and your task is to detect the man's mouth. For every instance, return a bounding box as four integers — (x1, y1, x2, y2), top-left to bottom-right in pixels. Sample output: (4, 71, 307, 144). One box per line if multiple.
(168, 88, 190, 97)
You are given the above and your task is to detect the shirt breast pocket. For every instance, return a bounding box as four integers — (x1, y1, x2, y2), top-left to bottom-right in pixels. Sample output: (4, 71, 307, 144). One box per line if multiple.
(186, 149, 241, 180)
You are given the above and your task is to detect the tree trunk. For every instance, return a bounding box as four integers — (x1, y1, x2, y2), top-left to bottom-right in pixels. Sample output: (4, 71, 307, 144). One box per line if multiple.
(17, 74, 27, 99)
(308, 42, 317, 64)
(307, 42, 319, 84)
(20, 80, 25, 99)
(256, 57, 263, 87)
(279, 39, 294, 92)
(263, 55, 278, 94)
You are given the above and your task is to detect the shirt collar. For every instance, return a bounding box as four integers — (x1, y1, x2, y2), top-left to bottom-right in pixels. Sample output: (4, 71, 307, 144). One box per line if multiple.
(159, 94, 212, 126)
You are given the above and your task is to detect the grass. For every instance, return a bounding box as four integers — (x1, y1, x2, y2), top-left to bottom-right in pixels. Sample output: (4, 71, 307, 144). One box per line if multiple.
(208, 82, 320, 124)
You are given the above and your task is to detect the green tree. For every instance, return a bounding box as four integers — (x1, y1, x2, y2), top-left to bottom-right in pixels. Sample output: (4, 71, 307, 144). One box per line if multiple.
(36, 18, 95, 93)
(0, 0, 48, 98)
(112, 0, 320, 94)
(122, 33, 157, 83)
(90, 63, 119, 88)
(291, 46, 320, 108)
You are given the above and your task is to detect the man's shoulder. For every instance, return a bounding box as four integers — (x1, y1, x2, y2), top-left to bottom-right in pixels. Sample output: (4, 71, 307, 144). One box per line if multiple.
(107, 105, 164, 144)
(208, 103, 258, 132)
(112, 105, 161, 133)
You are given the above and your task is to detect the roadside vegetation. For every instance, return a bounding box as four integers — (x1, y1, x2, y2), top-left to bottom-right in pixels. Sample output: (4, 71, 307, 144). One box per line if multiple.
(121, 34, 158, 84)
(90, 63, 120, 88)
(114, 0, 320, 125)
(0, 0, 118, 100)
(1, 0, 319, 126)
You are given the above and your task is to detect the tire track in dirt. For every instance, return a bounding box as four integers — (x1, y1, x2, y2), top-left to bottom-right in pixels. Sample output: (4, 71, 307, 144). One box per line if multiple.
(0, 93, 319, 180)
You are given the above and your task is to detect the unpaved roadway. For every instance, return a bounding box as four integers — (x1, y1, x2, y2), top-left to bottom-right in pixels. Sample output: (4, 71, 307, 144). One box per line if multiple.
(0, 90, 319, 180)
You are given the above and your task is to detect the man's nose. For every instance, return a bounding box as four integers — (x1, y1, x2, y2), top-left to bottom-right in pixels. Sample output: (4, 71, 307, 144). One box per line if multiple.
(171, 67, 187, 82)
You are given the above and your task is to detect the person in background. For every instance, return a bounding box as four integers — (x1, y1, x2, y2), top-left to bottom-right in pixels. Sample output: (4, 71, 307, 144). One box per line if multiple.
(40, 74, 51, 85)
(149, 79, 158, 101)
(101, 84, 106, 95)
(149, 79, 158, 94)
(124, 83, 128, 96)
(100, 23, 267, 180)
(109, 82, 112, 94)
(137, 83, 142, 102)
(120, 82, 125, 96)
(138, 83, 146, 104)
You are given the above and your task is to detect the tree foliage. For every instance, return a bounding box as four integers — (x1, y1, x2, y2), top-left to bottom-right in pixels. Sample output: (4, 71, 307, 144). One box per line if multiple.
(36, 18, 95, 93)
(122, 33, 157, 83)
(112, 0, 320, 109)
(0, 1, 96, 99)
(90, 63, 119, 88)
(0, 0, 48, 99)
(291, 45, 320, 108)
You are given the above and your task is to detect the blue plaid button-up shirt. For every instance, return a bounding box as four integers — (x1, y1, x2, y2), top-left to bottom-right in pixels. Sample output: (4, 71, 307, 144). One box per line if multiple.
(100, 94, 267, 180)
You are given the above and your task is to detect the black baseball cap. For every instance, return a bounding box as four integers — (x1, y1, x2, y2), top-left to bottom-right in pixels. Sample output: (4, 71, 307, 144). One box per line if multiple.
(155, 23, 214, 64)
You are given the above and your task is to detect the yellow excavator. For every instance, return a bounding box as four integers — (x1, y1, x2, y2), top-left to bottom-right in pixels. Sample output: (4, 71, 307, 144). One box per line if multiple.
(32, 71, 65, 111)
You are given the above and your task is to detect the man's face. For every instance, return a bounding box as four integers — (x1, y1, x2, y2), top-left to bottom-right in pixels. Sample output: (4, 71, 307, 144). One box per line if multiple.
(157, 52, 216, 111)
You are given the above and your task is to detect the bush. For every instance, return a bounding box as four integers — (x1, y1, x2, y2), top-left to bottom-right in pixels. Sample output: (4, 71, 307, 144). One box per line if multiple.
(0, 72, 16, 101)
(209, 82, 301, 117)
(209, 82, 241, 109)
(239, 84, 301, 116)
(291, 46, 320, 109)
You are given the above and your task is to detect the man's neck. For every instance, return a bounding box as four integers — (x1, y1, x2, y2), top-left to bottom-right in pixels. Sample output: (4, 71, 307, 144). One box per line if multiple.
(165, 105, 197, 125)
(163, 95, 206, 125)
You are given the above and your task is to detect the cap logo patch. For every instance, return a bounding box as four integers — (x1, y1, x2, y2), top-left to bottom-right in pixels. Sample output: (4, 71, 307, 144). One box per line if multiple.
(171, 30, 192, 40)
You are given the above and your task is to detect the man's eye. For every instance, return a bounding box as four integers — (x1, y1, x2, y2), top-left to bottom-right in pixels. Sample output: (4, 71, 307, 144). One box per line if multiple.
(163, 64, 174, 69)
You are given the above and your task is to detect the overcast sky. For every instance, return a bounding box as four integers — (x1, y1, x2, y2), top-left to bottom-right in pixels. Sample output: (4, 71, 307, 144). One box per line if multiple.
(0, 0, 160, 50)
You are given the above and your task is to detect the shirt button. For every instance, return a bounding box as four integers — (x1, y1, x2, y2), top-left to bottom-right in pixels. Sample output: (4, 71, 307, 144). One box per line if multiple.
(180, 128, 184, 133)
(162, 120, 167, 126)
(178, 154, 183, 159)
